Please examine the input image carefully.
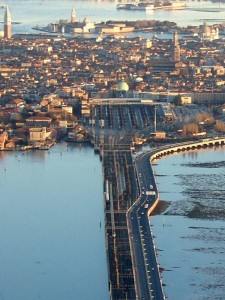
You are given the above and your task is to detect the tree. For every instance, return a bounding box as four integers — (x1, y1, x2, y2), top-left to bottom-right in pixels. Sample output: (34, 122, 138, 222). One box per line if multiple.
(182, 123, 199, 136)
(215, 120, 225, 132)
(0, 94, 13, 106)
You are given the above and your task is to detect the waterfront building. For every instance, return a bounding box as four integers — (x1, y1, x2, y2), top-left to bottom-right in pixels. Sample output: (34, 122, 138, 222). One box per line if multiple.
(72, 17, 96, 34)
(95, 23, 134, 34)
(200, 22, 219, 41)
(0, 132, 8, 150)
(4, 5, 12, 39)
(29, 127, 48, 142)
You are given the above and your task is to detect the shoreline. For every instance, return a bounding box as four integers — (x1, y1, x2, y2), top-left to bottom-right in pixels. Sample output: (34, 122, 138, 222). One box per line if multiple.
(151, 200, 171, 215)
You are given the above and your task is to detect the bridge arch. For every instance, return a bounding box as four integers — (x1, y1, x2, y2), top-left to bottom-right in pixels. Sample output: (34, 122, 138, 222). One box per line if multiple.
(150, 138, 225, 164)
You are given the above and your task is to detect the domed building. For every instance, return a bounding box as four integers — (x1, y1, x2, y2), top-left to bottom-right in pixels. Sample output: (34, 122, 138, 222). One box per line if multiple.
(117, 79, 129, 92)
(110, 78, 130, 98)
(108, 78, 133, 98)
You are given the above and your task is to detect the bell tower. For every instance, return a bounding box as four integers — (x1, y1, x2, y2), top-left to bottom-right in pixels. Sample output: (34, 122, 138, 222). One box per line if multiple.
(4, 6, 12, 39)
(71, 7, 76, 23)
(173, 32, 180, 62)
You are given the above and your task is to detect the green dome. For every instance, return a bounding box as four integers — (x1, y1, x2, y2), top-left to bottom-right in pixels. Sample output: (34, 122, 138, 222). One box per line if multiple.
(117, 79, 129, 92)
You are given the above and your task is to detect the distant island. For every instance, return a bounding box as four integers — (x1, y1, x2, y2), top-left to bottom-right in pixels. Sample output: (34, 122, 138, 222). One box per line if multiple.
(33, 18, 199, 36)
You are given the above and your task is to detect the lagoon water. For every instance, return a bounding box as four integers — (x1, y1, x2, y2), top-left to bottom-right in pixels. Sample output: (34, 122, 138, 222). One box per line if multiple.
(0, 143, 109, 300)
(2, 0, 225, 35)
(1, 143, 225, 299)
(151, 147, 225, 300)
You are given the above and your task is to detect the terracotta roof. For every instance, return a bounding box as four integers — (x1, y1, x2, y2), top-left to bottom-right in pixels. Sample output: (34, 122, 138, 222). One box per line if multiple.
(27, 116, 52, 121)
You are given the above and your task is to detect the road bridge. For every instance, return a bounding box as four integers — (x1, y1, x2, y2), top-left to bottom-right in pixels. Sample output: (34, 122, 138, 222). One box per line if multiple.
(127, 136, 225, 300)
(151, 137, 225, 160)
(127, 137, 225, 300)
(103, 136, 225, 300)
(127, 151, 165, 300)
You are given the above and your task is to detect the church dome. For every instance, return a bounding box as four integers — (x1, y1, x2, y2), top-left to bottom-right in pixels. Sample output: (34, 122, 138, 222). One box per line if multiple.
(117, 79, 129, 92)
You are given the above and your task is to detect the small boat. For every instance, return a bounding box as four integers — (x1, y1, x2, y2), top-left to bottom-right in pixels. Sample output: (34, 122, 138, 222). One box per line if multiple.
(129, 3, 155, 10)
(39, 145, 50, 150)
(116, 3, 126, 9)
(154, 1, 187, 10)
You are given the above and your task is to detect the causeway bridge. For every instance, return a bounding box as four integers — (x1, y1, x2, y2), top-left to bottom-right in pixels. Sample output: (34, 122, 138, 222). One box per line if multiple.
(127, 137, 225, 300)
(103, 136, 225, 300)
(151, 137, 225, 160)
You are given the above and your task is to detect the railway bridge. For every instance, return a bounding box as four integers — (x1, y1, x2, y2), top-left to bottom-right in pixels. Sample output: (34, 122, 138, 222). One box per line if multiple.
(102, 136, 225, 300)
(151, 137, 225, 160)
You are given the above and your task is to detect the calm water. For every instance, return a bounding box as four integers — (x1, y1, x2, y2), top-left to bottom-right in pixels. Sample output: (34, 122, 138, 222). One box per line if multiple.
(0, 143, 109, 300)
(1, 143, 224, 299)
(152, 147, 225, 300)
(1, 0, 225, 35)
